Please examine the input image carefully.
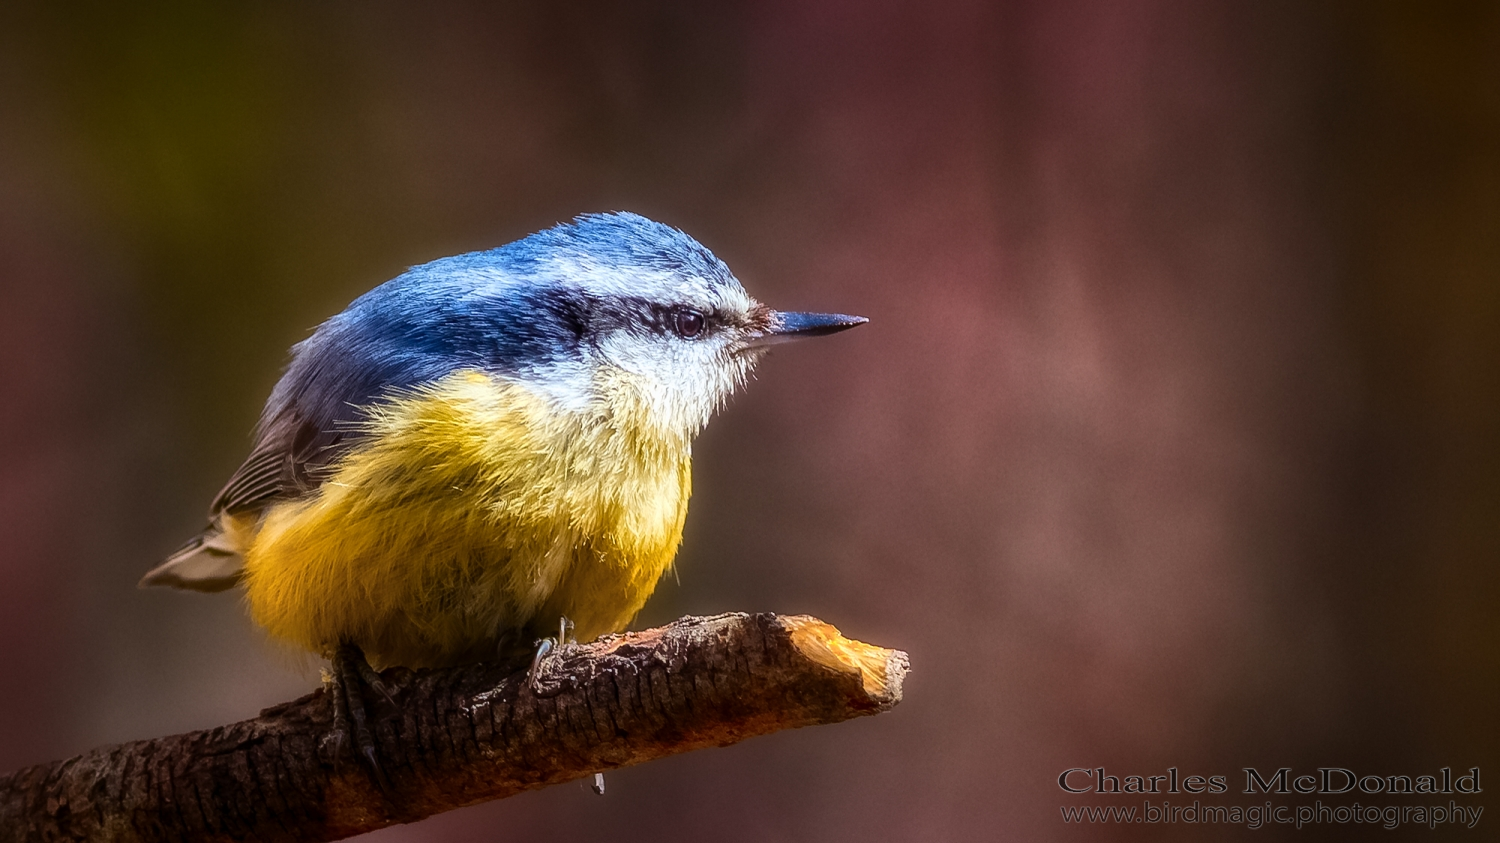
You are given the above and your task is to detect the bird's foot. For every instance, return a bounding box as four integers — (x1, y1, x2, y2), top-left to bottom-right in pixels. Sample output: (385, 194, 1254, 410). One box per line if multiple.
(527, 616, 576, 694)
(327, 642, 393, 795)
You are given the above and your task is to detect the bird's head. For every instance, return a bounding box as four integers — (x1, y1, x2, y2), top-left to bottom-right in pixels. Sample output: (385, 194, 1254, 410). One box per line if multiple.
(397, 212, 865, 440)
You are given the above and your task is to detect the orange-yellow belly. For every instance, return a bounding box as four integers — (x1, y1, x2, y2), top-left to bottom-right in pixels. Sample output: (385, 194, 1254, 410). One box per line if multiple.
(240, 370, 691, 669)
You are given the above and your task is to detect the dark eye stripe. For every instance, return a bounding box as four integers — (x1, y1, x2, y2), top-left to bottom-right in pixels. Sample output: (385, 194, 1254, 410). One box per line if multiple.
(595, 296, 720, 339)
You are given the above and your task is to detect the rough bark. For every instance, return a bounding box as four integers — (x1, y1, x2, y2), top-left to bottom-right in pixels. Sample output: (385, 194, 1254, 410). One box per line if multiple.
(0, 613, 908, 842)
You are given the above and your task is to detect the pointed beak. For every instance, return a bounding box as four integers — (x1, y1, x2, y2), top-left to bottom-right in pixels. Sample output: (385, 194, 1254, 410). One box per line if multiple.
(744, 310, 869, 347)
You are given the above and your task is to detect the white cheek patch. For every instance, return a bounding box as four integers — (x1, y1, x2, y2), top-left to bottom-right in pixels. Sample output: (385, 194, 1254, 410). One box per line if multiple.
(594, 332, 754, 437)
(516, 360, 596, 413)
(499, 314, 759, 430)
(519, 255, 763, 434)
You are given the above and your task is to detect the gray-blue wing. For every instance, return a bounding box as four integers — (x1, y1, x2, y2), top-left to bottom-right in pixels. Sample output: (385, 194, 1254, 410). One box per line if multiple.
(138, 405, 357, 592)
(139, 258, 554, 591)
(139, 307, 467, 591)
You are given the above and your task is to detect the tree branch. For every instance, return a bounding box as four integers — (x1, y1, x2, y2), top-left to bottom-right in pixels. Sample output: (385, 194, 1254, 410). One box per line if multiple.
(0, 613, 908, 842)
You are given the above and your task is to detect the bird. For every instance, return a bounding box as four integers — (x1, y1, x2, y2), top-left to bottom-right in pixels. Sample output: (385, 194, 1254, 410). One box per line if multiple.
(140, 211, 864, 774)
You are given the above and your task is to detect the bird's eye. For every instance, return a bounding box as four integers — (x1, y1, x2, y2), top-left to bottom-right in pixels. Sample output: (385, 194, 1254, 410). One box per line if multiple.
(672, 308, 706, 339)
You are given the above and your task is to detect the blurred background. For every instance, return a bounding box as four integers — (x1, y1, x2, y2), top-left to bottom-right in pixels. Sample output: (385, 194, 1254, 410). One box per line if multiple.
(1, 1, 1496, 840)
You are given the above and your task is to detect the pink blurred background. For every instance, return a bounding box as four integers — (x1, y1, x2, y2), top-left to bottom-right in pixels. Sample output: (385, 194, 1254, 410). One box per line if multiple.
(2, 2, 1496, 840)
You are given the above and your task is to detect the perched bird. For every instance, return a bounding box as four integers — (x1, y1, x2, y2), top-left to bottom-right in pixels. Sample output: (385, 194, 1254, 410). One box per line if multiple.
(141, 212, 863, 763)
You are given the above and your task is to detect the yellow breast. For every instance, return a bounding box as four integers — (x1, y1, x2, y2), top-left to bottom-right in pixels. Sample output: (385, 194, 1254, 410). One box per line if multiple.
(240, 368, 691, 668)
